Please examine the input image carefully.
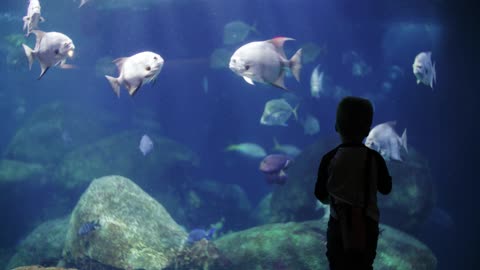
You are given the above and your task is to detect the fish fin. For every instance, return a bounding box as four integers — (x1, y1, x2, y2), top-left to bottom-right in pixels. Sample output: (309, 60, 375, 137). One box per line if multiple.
(290, 48, 302, 82)
(79, 0, 88, 7)
(417, 79, 421, 84)
(401, 128, 408, 153)
(40, 16, 45, 22)
(273, 137, 280, 150)
(22, 44, 35, 70)
(268, 37, 295, 49)
(385, 121, 397, 127)
(38, 62, 49, 79)
(112, 57, 128, 73)
(269, 37, 294, 59)
(22, 16, 28, 31)
(279, 169, 287, 177)
(31, 30, 45, 48)
(271, 73, 287, 90)
(105, 75, 121, 98)
(127, 81, 143, 96)
(59, 63, 76, 69)
(243, 76, 254, 85)
(225, 144, 237, 151)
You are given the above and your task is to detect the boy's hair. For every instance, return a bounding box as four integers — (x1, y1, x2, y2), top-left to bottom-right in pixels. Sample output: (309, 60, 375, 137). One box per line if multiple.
(335, 96, 374, 139)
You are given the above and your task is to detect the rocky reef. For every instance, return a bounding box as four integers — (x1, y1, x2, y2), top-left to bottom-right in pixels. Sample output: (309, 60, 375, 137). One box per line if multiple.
(62, 175, 188, 270)
(214, 220, 437, 270)
(54, 131, 199, 191)
(6, 216, 70, 269)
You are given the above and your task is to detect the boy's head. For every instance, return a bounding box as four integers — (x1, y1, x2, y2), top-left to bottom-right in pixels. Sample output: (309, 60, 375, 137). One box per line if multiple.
(335, 96, 374, 142)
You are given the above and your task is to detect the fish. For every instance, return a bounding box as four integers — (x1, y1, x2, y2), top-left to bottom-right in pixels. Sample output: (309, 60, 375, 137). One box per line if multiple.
(260, 98, 298, 127)
(259, 154, 293, 185)
(202, 76, 208, 94)
(229, 37, 302, 90)
(272, 138, 301, 157)
(301, 42, 327, 64)
(226, 143, 267, 159)
(22, 30, 75, 79)
(139, 134, 154, 156)
(303, 114, 320, 135)
(365, 121, 408, 161)
(187, 228, 216, 244)
(310, 65, 324, 98)
(105, 51, 164, 97)
(209, 48, 232, 69)
(412, 51, 436, 89)
(223, 20, 257, 45)
(342, 50, 371, 77)
(78, 220, 101, 236)
(388, 65, 404, 80)
(23, 0, 45, 36)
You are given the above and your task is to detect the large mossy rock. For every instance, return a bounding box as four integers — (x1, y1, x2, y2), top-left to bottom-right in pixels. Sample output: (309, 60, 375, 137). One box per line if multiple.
(214, 220, 437, 270)
(4, 102, 118, 167)
(268, 137, 435, 231)
(62, 175, 188, 270)
(54, 131, 199, 191)
(0, 159, 46, 185)
(6, 216, 69, 269)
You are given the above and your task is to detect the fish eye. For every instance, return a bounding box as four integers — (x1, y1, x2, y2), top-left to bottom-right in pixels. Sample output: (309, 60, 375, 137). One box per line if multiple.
(146, 66, 151, 71)
(54, 49, 59, 55)
(245, 65, 250, 70)
(153, 56, 158, 60)
(232, 59, 236, 63)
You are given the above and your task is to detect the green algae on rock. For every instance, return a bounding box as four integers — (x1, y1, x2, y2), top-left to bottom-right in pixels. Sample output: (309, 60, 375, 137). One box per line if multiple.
(62, 175, 188, 270)
(214, 220, 437, 270)
(6, 216, 70, 269)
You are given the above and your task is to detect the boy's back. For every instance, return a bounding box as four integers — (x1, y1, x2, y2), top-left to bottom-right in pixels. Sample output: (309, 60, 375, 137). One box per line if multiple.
(314, 96, 392, 270)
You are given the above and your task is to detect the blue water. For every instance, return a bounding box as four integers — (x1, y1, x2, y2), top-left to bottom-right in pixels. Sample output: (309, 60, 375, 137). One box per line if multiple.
(0, 0, 477, 269)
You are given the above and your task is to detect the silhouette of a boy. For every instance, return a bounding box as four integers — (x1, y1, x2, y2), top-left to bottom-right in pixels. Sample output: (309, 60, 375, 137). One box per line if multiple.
(315, 96, 392, 270)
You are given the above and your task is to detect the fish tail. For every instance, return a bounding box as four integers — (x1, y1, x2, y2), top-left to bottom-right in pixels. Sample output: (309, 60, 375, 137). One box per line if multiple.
(105, 75, 121, 98)
(22, 44, 34, 70)
(290, 48, 302, 82)
(431, 62, 436, 90)
(225, 144, 237, 151)
(292, 104, 300, 121)
(207, 228, 216, 239)
(401, 128, 408, 153)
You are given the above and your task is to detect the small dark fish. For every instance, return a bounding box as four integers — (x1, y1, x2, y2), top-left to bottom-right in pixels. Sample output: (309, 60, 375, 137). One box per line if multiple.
(259, 154, 293, 185)
(78, 220, 101, 236)
(187, 228, 216, 244)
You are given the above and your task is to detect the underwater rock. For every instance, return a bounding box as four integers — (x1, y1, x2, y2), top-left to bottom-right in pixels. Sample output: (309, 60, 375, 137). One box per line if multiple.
(165, 239, 232, 270)
(0, 159, 45, 184)
(11, 267, 77, 270)
(178, 179, 253, 232)
(63, 175, 187, 270)
(378, 147, 435, 230)
(4, 102, 119, 167)
(214, 220, 437, 270)
(267, 137, 435, 231)
(6, 216, 70, 269)
(268, 137, 340, 224)
(54, 130, 199, 191)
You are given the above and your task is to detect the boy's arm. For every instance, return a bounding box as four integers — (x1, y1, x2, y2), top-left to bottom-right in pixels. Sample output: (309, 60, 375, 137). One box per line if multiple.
(375, 153, 392, 194)
(314, 155, 331, 204)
